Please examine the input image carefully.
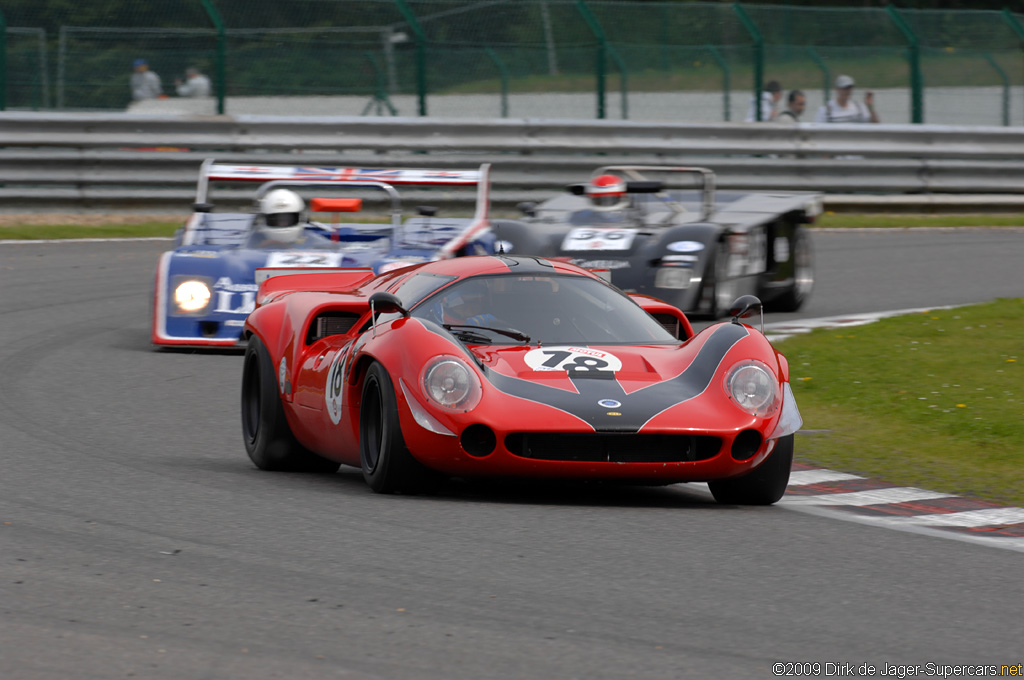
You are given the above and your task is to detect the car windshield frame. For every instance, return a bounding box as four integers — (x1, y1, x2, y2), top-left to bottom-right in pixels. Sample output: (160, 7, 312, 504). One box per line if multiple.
(409, 272, 680, 346)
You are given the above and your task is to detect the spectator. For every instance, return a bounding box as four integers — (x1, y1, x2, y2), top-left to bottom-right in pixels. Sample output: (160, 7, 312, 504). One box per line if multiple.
(775, 90, 806, 123)
(130, 59, 162, 101)
(814, 74, 879, 124)
(175, 67, 212, 98)
(745, 80, 782, 122)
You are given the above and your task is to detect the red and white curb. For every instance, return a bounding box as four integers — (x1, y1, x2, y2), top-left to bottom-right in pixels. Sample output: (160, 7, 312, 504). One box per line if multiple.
(763, 306, 955, 343)
(777, 463, 1024, 552)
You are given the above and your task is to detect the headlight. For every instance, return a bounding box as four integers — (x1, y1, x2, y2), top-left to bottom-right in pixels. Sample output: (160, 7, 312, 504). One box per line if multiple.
(174, 280, 212, 313)
(421, 355, 482, 411)
(654, 266, 693, 290)
(724, 360, 779, 417)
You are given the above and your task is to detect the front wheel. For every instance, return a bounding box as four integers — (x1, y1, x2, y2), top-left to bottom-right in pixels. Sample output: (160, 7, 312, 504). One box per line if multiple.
(359, 362, 439, 494)
(708, 435, 794, 505)
(241, 335, 340, 473)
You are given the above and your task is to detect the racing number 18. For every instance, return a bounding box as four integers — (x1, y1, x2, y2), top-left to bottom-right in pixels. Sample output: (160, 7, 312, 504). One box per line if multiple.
(540, 350, 609, 372)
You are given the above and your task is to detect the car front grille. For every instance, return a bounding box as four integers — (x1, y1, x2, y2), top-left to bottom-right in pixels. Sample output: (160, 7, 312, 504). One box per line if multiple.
(504, 433, 721, 463)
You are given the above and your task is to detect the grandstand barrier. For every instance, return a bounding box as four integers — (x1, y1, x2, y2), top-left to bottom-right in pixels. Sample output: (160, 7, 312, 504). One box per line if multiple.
(1, 111, 1024, 213)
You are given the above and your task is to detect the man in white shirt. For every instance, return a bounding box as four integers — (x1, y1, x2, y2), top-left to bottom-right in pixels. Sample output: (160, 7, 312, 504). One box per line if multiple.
(130, 59, 162, 100)
(814, 74, 879, 123)
(775, 90, 806, 124)
(745, 80, 782, 122)
(175, 67, 212, 98)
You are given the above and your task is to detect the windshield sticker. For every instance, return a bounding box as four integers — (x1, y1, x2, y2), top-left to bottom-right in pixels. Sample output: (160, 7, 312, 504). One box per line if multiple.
(325, 349, 349, 425)
(562, 228, 637, 251)
(524, 346, 623, 373)
(666, 240, 705, 253)
(265, 251, 344, 268)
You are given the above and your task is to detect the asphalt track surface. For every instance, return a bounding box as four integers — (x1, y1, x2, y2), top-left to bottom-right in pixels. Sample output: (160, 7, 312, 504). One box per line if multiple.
(2, 229, 1022, 680)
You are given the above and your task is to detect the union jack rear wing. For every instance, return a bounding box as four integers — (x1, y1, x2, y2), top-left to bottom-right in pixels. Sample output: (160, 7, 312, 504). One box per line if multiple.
(195, 159, 484, 205)
(189, 159, 492, 259)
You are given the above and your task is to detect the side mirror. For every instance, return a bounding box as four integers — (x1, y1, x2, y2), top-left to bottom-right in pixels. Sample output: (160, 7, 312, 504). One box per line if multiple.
(416, 205, 438, 217)
(369, 292, 408, 317)
(369, 292, 408, 338)
(729, 295, 762, 323)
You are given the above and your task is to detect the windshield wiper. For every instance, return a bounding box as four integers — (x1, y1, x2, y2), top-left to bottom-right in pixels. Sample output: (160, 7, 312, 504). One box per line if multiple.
(443, 324, 531, 343)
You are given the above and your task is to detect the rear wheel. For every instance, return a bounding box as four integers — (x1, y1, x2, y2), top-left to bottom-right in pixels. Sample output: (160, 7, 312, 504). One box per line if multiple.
(771, 228, 814, 312)
(708, 435, 794, 505)
(241, 335, 340, 473)
(359, 362, 439, 494)
(695, 241, 735, 319)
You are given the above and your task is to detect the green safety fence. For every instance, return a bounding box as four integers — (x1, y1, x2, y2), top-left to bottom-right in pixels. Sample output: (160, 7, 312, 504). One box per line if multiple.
(1, 0, 1023, 125)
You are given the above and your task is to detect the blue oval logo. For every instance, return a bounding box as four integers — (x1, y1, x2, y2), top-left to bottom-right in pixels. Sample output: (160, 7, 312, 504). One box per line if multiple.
(598, 399, 621, 408)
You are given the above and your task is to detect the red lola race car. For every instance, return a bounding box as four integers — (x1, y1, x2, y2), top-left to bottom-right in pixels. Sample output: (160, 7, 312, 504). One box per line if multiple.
(241, 255, 802, 504)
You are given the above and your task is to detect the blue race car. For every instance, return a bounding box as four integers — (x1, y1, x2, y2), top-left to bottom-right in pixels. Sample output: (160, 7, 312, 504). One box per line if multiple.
(152, 160, 495, 347)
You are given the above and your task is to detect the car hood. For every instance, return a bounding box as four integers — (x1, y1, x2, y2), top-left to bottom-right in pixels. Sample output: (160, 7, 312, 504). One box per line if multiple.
(468, 323, 760, 433)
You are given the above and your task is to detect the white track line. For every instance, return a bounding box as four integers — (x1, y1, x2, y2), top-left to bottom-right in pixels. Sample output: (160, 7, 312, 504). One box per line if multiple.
(780, 487, 953, 506)
(878, 508, 1024, 528)
(787, 470, 865, 486)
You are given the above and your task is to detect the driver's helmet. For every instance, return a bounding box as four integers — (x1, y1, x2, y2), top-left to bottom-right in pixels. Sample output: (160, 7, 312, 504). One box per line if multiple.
(256, 189, 306, 242)
(586, 174, 627, 210)
(433, 282, 494, 326)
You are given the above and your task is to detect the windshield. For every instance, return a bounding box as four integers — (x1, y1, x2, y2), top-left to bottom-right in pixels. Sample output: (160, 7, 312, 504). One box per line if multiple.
(410, 273, 678, 345)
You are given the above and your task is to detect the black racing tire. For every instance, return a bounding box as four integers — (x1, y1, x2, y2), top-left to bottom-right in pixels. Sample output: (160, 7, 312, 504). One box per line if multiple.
(708, 435, 794, 505)
(241, 335, 340, 473)
(359, 362, 440, 494)
(694, 241, 735, 320)
(770, 227, 814, 313)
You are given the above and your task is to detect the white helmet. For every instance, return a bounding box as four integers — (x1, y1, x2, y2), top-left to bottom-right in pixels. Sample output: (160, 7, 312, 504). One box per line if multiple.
(257, 189, 306, 242)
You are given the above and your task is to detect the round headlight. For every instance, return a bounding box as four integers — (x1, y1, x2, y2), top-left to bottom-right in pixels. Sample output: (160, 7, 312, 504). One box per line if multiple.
(725, 360, 779, 417)
(174, 280, 211, 313)
(422, 356, 482, 411)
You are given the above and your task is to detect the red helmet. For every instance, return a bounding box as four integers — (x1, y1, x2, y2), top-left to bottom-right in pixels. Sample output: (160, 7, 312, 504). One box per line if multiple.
(586, 174, 626, 209)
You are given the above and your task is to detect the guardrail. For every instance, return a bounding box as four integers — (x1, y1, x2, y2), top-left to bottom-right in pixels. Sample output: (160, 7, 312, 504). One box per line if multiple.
(2, 112, 1024, 213)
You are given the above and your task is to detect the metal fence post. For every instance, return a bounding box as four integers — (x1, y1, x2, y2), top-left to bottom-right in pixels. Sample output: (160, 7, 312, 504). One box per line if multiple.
(576, 0, 607, 120)
(805, 47, 831, 109)
(705, 45, 731, 122)
(981, 53, 1010, 127)
(887, 6, 923, 124)
(0, 10, 7, 111)
(484, 48, 509, 118)
(1002, 10, 1024, 126)
(200, 0, 226, 115)
(394, 0, 427, 116)
(733, 2, 763, 121)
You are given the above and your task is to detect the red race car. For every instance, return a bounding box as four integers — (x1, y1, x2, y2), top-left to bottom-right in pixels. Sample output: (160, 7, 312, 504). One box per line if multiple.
(241, 255, 803, 504)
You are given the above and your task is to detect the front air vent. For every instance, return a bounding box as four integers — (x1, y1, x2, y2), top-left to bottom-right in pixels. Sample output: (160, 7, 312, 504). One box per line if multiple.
(306, 312, 360, 344)
(651, 312, 681, 339)
(505, 433, 721, 463)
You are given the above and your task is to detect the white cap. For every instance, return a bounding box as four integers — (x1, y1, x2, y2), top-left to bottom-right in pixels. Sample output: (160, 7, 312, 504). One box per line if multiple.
(835, 74, 855, 89)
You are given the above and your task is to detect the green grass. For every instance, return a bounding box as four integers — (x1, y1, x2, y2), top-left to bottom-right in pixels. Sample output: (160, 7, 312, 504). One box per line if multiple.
(0, 221, 182, 240)
(816, 213, 1024, 229)
(777, 299, 1024, 506)
(2, 213, 1022, 241)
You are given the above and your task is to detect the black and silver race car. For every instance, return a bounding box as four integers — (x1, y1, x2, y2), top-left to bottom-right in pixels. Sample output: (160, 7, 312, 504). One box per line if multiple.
(492, 166, 817, 318)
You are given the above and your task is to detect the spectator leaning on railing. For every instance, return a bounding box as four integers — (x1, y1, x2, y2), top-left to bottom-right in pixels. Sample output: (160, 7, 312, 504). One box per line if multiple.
(815, 74, 879, 124)
(130, 59, 162, 101)
(745, 80, 782, 122)
(175, 67, 212, 98)
(775, 90, 806, 124)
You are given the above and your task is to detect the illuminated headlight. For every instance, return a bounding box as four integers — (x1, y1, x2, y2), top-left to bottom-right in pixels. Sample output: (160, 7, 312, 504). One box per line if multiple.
(654, 266, 692, 290)
(724, 360, 780, 417)
(174, 280, 212, 313)
(421, 355, 482, 411)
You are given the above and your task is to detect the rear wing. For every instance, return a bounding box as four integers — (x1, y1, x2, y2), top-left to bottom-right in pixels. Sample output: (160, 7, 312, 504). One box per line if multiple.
(187, 159, 492, 257)
(592, 165, 716, 221)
